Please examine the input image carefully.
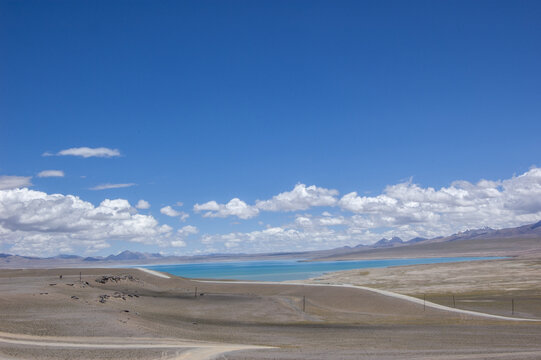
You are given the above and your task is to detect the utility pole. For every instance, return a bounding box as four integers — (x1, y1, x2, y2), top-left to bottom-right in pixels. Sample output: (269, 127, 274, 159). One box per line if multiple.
(512, 298, 515, 315)
(453, 295, 456, 308)
(194, 287, 198, 298)
(423, 294, 426, 312)
(79, 272, 82, 283)
(303, 296, 306, 312)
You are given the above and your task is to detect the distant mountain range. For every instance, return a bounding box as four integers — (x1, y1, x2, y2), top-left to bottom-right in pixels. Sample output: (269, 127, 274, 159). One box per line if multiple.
(1, 220, 540, 268)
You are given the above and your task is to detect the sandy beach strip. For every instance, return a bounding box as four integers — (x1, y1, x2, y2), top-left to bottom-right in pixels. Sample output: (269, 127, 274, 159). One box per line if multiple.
(135, 267, 171, 278)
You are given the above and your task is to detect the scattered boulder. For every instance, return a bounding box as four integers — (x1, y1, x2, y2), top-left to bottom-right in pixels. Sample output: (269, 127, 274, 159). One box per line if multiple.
(98, 294, 110, 303)
(71, 296, 79, 300)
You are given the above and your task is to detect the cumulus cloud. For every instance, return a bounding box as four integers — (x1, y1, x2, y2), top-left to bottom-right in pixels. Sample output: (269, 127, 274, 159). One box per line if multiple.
(90, 183, 136, 190)
(194, 198, 259, 219)
(46, 147, 121, 158)
(196, 168, 541, 253)
(170, 240, 186, 247)
(256, 184, 339, 211)
(37, 170, 64, 178)
(193, 184, 338, 219)
(160, 206, 181, 217)
(169, 225, 198, 248)
(200, 225, 348, 253)
(338, 167, 541, 233)
(178, 225, 199, 236)
(0, 176, 32, 190)
(160, 206, 190, 222)
(135, 199, 150, 209)
(0, 188, 172, 256)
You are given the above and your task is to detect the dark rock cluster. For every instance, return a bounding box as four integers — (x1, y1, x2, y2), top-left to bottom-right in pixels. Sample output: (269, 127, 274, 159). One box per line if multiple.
(95, 274, 138, 284)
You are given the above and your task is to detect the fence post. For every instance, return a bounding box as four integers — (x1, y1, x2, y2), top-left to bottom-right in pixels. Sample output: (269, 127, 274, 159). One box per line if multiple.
(512, 298, 514, 315)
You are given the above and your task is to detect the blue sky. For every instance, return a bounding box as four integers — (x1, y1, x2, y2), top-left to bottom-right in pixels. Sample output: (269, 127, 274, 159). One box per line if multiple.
(1, 0, 540, 256)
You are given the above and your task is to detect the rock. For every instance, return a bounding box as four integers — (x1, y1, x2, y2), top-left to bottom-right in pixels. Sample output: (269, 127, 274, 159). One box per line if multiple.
(95, 275, 138, 284)
(71, 296, 79, 300)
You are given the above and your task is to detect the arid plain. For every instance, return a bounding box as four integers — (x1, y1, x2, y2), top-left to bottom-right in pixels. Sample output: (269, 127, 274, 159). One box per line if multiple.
(1, 252, 541, 360)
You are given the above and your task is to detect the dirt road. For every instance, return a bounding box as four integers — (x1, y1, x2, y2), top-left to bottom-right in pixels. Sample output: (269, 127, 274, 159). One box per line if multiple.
(0, 331, 271, 360)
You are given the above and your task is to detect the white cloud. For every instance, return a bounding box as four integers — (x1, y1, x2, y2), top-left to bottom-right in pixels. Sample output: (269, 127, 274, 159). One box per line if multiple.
(178, 225, 199, 236)
(194, 201, 220, 212)
(193, 184, 338, 219)
(0, 176, 32, 190)
(170, 240, 186, 248)
(338, 167, 541, 235)
(90, 183, 136, 190)
(199, 225, 347, 253)
(37, 170, 65, 178)
(169, 225, 198, 248)
(135, 199, 150, 209)
(194, 198, 259, 219)
(318, 216, 346, 226)
(0, 188, 172, 256)
(179, 212, 190, 222)
(160, 205, 180, 217)
(256, 184, 339, 211)
(196, 168, 541, 253)
(160, 206, 190, 222)
(47, 147, 121, 158)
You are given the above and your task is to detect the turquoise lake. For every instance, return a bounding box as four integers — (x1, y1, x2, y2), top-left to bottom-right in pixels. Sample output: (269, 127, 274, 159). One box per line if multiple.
(142, 256, 502, 282)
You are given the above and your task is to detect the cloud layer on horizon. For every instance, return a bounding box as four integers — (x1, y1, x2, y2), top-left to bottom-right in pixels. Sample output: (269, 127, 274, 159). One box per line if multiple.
(196, 168, 541, 253)
(0, 188, 172, 256)
(1, 167, 540, 256)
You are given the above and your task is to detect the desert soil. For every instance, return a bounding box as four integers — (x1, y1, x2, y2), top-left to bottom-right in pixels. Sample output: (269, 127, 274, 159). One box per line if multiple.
(1, 258, 541, 359)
